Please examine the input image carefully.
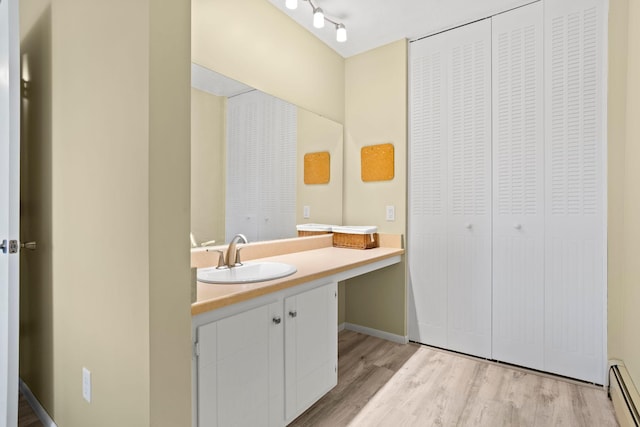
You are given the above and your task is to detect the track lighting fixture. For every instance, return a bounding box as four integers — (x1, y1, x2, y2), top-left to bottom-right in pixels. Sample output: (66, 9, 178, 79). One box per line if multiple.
(285, 0, 297, 10)
(286, 0, 347, 43)
(336, 23, 347, 42)
(313, 7, 325, 28)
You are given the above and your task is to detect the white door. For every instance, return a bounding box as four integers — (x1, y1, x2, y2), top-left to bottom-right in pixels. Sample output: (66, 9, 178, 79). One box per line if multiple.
(408, 18, 492, 358)
(445, 19, 492, 358)
(226, 91, 296, 243)
(543, 0, 606, 384)
(408, 25, 450, 349)
(0, 0, 20, 425)
(491, 2, 545, 371)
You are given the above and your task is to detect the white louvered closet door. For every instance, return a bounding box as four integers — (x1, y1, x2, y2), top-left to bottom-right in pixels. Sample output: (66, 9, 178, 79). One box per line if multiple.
(544, 0, 605, 384)
(257, 96, 297, 242)
(409, 19, 492, 358)
(491, 3, 545, 371)
(227, 92, 260, 242)
(408, 27, 449, 348)
(227, 92, 297, 243)
(446, 19, 492, 358)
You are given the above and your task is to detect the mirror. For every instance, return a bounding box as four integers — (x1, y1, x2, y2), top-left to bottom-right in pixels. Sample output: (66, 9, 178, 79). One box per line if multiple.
(191, 64, 343, 245)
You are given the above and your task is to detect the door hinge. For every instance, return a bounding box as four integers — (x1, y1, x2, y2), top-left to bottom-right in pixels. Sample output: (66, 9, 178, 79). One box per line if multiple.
(193, 341, 200, 358)
(1, 239, 18, 254)
(335, 364, 337, 373)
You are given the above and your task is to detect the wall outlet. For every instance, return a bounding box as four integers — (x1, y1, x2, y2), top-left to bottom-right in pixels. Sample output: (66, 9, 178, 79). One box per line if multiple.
(303, 205, 311, 219)
(386, 205, 395, 221)
(82, 367, 92, 403)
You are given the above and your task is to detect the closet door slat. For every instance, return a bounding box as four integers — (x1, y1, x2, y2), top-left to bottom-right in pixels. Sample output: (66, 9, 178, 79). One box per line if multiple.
(445, 19, 492, 358)
(491, 2, 545, 371)
(543, 0, 605, 384)
(409, 19, 492, 358)
(408, 29, 449, 348)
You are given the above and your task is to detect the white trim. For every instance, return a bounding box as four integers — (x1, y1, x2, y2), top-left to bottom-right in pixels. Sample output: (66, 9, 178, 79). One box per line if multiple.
(19, 379, 57, 427)
(601, 0, 610, 388)
(408, 0, 540, 44)
(1, 0, 20, 424)
(344, 322, 408, 345)
(191, 63, 253, 97)
(337, 322, 346, 332)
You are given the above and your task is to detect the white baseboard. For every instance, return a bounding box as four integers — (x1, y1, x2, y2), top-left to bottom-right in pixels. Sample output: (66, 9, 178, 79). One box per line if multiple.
(338, 322, 346, 332)
(344, 322, 408, 344)
(19, 378, 57, 427)
(609, 363, 640, 427)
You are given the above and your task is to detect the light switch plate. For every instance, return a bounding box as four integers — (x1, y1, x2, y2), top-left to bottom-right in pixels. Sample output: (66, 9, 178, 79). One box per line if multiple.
(303, 206, 310, 219)
(386, 205, 395, 221)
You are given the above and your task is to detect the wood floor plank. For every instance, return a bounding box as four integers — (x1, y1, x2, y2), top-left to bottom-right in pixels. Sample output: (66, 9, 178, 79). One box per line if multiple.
(18, 392, 43, 427)
(290, 331, 618, 427)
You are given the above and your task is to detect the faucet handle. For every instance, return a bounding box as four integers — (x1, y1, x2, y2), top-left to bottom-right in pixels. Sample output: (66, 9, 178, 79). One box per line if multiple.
(234, 247, 244, 266)
(212, 250, 226, 269)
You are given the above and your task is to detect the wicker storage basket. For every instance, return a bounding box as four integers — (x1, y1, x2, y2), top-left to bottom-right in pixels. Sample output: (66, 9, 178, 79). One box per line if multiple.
(296, 223, 333, 237)
(332, 226, 379, 249)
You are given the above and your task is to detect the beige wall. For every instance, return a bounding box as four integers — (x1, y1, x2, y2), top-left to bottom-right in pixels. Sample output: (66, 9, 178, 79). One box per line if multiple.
(620, 0, 640, 390)
(191, 0, 344, 124)
(338, 282, 346, 325)
(191, 88, 225, 245)
(343, 40, 408, 336)
(148, 0, 192, 424)
(297, 108, 344, 226)
(607, 0, 629, 368)
(608, 0, 640, 391)
(20, 0, 192, 425)
(19, 0, 53, 411)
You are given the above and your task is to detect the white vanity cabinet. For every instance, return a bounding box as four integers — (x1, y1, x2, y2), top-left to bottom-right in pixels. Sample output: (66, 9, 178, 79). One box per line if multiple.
(194, 281, 337, 427)
(284, 283, 337, 423)
(196, 300, 284, 427)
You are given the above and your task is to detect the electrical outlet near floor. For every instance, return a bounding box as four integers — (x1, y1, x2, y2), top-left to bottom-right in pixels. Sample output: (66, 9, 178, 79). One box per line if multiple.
(82, 367, 92, 403)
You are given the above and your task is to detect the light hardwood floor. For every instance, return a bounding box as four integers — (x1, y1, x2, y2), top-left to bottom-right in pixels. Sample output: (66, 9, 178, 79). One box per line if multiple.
(290, 330, 618, 427)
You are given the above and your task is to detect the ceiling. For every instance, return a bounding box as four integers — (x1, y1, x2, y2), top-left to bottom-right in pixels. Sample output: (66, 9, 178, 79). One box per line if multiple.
(267, 0, 536, 58)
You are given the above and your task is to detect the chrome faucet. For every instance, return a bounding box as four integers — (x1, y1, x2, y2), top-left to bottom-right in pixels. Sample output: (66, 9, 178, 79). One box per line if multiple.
(225, 234, 248, 268)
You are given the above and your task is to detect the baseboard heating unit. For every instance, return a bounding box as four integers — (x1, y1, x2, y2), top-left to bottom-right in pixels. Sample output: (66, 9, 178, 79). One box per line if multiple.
(610, 364, 640, 427)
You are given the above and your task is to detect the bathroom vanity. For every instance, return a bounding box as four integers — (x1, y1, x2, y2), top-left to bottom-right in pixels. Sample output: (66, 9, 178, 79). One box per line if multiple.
(190, 234, 404, 427)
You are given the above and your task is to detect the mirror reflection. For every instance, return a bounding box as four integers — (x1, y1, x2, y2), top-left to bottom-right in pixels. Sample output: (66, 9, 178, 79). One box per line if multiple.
(191, 64, 343, 245)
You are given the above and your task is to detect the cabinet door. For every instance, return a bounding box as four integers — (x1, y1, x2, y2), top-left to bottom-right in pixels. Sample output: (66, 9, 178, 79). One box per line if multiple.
(492, 2, 545, 370)
(197, 301, 284, 427)
(543, 0, 606, 384)
(409, 19, 492, 359)
(284, 283, 337, 423)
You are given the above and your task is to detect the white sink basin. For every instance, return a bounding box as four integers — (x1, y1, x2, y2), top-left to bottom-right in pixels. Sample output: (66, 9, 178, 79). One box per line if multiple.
(197, 261, 297, 284)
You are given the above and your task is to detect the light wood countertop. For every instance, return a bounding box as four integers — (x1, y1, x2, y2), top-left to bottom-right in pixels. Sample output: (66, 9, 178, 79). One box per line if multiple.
(191, 234, 404, 316)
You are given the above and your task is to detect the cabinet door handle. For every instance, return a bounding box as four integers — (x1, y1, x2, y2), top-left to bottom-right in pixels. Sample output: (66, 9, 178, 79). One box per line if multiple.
(272, 316, 281, 325)
(288, 310, 297, 318)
